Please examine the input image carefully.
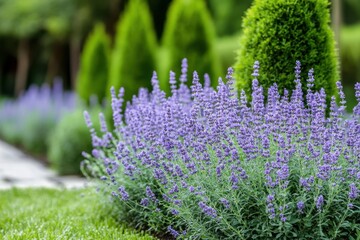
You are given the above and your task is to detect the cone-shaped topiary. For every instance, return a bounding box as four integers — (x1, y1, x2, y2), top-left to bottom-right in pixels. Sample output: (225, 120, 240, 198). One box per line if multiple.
(235, 0, 339, 103)
(160, 0, 221, 91)
(108, 0, 157, 102)
(77, 23, 111, 104)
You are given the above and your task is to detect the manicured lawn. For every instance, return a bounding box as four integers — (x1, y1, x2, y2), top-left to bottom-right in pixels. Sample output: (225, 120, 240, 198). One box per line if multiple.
(0, 188, 155, 240)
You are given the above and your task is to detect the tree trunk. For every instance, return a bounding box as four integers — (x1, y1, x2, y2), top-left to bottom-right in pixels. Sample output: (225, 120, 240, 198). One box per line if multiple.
(332, 0, 342, 56)
(107, 0, 122, 38)
(70, 37, 81, 90)
(0, 57, 3, 95)
(45, 42, 63, 85)
(14, 39, 30, 96)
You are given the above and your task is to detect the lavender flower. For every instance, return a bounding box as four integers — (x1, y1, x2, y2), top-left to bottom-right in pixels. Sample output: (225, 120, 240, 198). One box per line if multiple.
(220, 198, 230, 209)
(83, 60, 360, 239)
(349, 183, 358, 200)
(198, 201, 217, 218)
(118, 186, 129, 201)
(316, 195, 324, 210)
(168, 226, 180, 238)
(297, 201, 305, 213)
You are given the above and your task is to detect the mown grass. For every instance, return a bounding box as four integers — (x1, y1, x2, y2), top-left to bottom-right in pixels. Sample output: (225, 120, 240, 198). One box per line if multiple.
(0, 188, 156, 240)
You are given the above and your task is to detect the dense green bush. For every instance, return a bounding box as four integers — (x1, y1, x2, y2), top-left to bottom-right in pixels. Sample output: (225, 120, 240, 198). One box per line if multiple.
(76, 23, 111, 104)
(160, 0, 220, 91)
(48, 108, 100, 175)
(108, 0, 157, 102)
(235, 0, 339, 103)
(208, 0, 253, 36)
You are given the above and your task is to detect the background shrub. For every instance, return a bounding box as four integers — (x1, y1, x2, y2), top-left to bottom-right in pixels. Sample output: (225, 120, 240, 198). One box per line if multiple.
(160, 0, 220, 91)
(340, 24, 360, 110)
(108, 0, 157, 103)
(0, 80, 75, 155)
(208, 0, 253, 36)
(48, 107, 100, 175)
(235, 0, 339, 103)
(76, 23, 111, 104)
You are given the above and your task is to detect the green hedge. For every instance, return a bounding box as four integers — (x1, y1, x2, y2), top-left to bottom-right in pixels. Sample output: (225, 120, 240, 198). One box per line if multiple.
(235, 0, 339, 103)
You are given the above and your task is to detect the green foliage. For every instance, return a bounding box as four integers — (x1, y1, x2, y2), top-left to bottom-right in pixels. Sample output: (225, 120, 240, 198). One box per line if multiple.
(160, 0, 220, 91)
(215, 33, 241, 74)
(0, 0, 44, 38)
(340, 24, 360, 111)
(208, 0, 253, 36)
(77, 23, 111, 104)
(235, 0, 339, 103)
(108, 0, 157, 102)
(0, 188, 155, 239)
(48, 108, 100, 175)
(343, 0, 360, 25)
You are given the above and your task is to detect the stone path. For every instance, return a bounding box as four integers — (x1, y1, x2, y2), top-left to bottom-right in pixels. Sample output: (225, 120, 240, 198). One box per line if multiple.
(0, 141, 88, 190)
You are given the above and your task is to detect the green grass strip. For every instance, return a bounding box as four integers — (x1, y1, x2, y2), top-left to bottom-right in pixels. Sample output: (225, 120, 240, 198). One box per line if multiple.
(0, 188, 156, 240)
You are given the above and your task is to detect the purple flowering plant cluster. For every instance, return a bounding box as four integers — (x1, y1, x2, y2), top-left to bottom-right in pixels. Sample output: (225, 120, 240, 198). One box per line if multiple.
(0, 80, 76, 154)
(83, 59, 360, 239)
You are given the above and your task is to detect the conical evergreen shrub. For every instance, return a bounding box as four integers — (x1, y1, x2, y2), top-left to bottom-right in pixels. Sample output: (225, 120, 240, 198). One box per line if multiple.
(235, 0, 339, 103)
(76, 23, 111, 104)
(160, 0, 220, 91)
(108, 0, 157, 102)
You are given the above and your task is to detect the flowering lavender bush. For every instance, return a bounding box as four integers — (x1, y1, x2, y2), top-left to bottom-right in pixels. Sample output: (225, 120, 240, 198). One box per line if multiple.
(83, 60, 360, 239)
(0, 80, 76, 154)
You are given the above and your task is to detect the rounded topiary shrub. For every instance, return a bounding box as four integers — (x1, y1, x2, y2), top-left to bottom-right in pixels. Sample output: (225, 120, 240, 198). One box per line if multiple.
(235, 0, 339, 102)
(48, 108, 100, 175)
(108, 0, 157, 102)
(160, 0, 220, 91)
(76, 23, 111, 104)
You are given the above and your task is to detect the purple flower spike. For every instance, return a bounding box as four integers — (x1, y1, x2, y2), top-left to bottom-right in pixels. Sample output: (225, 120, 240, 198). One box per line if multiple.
(198, 201, 217, 218)
(220, 198, 230, 209)
(168, 226, 180, 238)
(118, 186, 129, 201)
(180, 58, 188, 84)
(252, 61, 260, 77)
(297, 201, 305, 213)
(349, 183, 358, 200)
(316, 195, 324, 210)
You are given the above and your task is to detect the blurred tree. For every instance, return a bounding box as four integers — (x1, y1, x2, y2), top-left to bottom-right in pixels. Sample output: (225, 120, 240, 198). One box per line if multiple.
(76, 23, 111, 104)
(108, 0, 157, 102)
(0, 0, 45, 96)
(161, 0, 220, 91)
(69, 0, 117, 89)
(332, 0, 342, 49)
(0, 0, 120, 96)
(208, 0, 253, 36)
(146, 0, 172, 40)
(343, 0, 360, 25)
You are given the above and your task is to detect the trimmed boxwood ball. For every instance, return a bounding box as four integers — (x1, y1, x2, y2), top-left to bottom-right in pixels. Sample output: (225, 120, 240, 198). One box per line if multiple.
(235, 0, 339, 103)
(160, 0, 221, 91)
(76, 23, 111, 104)
(108, 0, 157, 103)
(48, 108, 100, 175)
